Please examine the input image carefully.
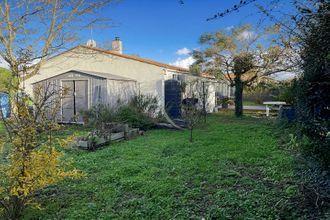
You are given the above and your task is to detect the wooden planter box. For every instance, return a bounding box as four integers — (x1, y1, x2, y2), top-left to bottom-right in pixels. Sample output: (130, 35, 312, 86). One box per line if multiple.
(74, 126, 140, 150)
(75, 132, 126, 150)
(76, 140, 89, 149)
(76, 136, 108, 150)
(111, 132, 125, 141)
(128, 128, 139, 139)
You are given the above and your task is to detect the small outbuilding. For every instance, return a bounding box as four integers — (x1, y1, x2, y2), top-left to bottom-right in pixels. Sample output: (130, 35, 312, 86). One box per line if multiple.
(32, 70, 137, 123)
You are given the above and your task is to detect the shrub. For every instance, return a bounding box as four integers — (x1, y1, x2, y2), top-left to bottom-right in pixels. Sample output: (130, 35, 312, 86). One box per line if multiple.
(80, 104, 116, 135)
(181, 99, 203, 142)
(81, 95, 160, 131)
(130, 94, 159, 116)
(116, 94, 160, 130)
(275, 80, 295, 104)
(292, 1, 330, 169)
(116, 105, 155, 130)
(1, 96, 81, 219)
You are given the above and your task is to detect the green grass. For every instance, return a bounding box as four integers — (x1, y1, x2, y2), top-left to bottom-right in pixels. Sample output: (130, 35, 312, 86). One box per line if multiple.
(22, 113, 299, 219)
(243, 100, 264, 106)
(0, 67, 12, 92)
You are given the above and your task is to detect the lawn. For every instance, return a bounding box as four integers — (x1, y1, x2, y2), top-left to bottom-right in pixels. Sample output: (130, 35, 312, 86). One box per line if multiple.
(242, 100, 264, 106)
(22, 113, 299, 219)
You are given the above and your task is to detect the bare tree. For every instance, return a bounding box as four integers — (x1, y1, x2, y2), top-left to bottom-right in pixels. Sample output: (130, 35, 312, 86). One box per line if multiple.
(204, 0, 311, 47)
(181, 80, 203, 142)
(195, 80, 210, 123)
(0, 0, 113, 78)
(192, 24, 299, 116)
(0, 1, 113, 218)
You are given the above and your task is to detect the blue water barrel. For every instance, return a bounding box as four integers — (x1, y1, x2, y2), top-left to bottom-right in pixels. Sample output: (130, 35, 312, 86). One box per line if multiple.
(165, 79, 182, 118)
(0, 92, 10, 118)
(279, 106, 295, 122)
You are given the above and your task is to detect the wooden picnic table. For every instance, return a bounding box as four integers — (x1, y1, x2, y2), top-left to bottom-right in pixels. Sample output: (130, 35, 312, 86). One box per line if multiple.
(263, 101, 287, 117)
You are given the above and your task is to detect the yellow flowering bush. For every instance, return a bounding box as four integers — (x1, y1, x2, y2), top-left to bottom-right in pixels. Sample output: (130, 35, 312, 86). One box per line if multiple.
(0, 91, 81, 219)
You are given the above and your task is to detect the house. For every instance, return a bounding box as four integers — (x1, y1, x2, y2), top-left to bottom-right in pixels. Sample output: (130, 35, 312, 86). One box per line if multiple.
(24, 37, 232, 123)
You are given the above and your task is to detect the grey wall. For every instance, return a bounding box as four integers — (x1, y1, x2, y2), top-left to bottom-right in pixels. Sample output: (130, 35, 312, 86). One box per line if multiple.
(33, 71, 137, 121)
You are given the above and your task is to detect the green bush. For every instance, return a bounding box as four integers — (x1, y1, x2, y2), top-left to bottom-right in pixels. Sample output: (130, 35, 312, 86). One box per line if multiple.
(115, 94, 160, 130)
(275, 80, 295, 104)
(292, 1, 330, 169)
(80, 104, 116, 134)
(116, 105, 155, 130)
(81, 95, 160, 131)
(130, 94, 159, 115)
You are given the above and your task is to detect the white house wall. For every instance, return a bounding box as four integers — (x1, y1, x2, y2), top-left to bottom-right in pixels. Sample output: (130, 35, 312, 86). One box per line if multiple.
(25, 47, 165, 106)
(165, 71, 218, 112)
(106, 80, 137, 107)
(24, 46, 233, 113)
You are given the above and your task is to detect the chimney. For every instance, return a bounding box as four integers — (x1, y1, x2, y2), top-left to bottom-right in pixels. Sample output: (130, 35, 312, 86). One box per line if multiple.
(111, 37, 123, 54)
(86, 39, 97, 47)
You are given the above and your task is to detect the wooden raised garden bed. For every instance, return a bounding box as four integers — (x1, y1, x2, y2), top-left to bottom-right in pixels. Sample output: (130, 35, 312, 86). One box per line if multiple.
(74, 123, 140, 150)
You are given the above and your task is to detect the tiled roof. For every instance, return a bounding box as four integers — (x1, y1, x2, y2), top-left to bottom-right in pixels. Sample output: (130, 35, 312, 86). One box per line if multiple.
(87, 45, 216, 79)
(79, 45, 190, 73)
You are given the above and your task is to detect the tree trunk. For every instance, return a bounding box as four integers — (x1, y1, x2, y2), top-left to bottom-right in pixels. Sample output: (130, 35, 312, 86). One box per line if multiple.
(8, 196, 24, 220)
(235, 80, 244, 117)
